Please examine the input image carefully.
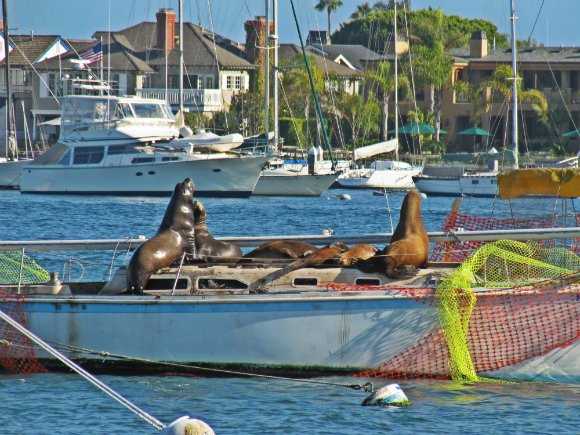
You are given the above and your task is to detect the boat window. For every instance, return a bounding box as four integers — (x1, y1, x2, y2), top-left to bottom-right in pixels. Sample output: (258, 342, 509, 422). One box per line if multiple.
(471, 179, 479, 185)
(108, 144, 141, 155)
(58, 149, 72, 166)
(146, 278, 190, 291)
(131, 103, 170, 119)
(292, 277, 319, 286)
(197, 279, 248, 290)
(131, 157, 155, 164)
(115, 103, 134, 119)
(73, 146, 105, 165)
(162, 156, 180, 162)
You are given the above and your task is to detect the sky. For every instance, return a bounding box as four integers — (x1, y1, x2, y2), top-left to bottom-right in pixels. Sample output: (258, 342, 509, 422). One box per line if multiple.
(10, 0, 579, 48)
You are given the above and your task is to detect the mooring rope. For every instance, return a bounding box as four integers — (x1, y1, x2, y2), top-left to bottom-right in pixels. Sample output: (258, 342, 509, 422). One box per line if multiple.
(6, 335, 376, 393)
(0, 309, 166, 431)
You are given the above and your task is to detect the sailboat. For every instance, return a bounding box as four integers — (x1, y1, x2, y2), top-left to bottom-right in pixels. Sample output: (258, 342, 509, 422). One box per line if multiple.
(0, 0, 31, 189)
(337, 2, 422, 191)
(252, 0, 339, 196)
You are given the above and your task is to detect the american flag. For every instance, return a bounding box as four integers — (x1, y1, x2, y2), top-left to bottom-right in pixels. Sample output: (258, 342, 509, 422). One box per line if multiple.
(79, 42, 103, 65)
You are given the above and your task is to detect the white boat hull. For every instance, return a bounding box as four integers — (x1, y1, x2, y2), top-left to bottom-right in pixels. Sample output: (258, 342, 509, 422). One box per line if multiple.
(0, 159, 30, 188)
(413, 173, 499, 197)
(253, 173, 338, 196)
(17, 290, 580, 380)
(338, 170, 419, 189)
(20, 156, 270, 197)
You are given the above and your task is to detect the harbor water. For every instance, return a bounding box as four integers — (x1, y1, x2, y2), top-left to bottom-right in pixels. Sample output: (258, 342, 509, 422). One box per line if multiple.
(0, 189, 578, 434)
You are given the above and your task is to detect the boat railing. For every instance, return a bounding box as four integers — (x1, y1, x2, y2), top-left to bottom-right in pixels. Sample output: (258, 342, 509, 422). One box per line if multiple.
(2, 227, 580, 252)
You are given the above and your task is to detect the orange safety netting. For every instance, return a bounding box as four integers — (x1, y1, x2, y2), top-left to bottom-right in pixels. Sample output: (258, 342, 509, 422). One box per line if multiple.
(0, 289, 46, 373)
(354, 273, 579, 380)
(429, 211, 559, 263)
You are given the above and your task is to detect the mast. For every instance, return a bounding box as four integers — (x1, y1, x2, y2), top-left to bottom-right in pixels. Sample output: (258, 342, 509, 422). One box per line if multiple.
(178, 0, 184, 115)
(394, 1, 399, 161)
(509, 0, 519, 169)
(272, 0, 279, 152)
(2, 0, 15, 159)
(263, 0, 270, 151)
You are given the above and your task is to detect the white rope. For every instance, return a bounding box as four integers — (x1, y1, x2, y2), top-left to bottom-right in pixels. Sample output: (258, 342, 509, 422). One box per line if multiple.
(0, 309, 166, 431)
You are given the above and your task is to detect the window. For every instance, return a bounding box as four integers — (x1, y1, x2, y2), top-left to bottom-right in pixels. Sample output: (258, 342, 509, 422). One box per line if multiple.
(225, 75, 243, 90)
(162, 156, 180, 162)
(570, 71, 579, 91)
(131, 157, 155, 164)
(73, 146, 105, 165)
(226, 75, 233, 90)
(48, 73, 63, 97)
(205, 76, 214, 89)
(235, 75, 242, 89)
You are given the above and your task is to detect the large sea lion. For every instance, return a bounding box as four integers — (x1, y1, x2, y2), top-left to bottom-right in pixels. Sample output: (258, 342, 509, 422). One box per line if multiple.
(126, 178, 196, 294)
(242, 240, 318, 263)
(358, 190, 430, 278)
(192, 200, 243, 263)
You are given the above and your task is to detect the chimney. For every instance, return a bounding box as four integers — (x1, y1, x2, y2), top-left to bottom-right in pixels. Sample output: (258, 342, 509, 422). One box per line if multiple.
(244, 16, 273, 64)
(156, 8, 176, 51)
(470, 31, 488, 58)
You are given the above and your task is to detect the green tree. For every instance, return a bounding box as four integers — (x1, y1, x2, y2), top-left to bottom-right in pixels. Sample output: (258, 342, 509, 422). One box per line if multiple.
(367, 60, 409, 141)
(315, 0, 344, 38)
(334, 92, 380, 149)
(412, 41, 454, 141)
(480, 64, 548, 149)
(350, 2, 371, 19)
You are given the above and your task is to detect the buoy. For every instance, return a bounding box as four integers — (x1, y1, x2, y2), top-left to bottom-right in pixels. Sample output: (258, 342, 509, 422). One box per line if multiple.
(362, 383, 411, 407)
(161, 416, 215, 435)
(321, 227, 335, 236)
(337, 193, 351, 201)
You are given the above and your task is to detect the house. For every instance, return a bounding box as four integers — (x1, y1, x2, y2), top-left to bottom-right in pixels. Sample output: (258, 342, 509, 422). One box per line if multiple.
(0, 29, 77, 150)
(307, 43, 383, 72)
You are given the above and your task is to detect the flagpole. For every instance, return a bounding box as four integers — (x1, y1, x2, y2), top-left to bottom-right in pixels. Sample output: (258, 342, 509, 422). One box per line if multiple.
(100, 36, 104, 96)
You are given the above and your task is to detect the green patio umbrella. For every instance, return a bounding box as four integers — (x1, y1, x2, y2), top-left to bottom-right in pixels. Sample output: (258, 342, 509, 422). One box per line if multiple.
(457, 126, 490, 152)
(388, 123, 445, 135)
(457, 127, 491, 136)
(562, 129, 580, 138)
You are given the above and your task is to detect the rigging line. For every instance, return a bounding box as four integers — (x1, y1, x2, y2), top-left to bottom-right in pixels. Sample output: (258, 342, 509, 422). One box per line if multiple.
(528, 0, 546, 42)
(0, 309, 166, 431)
(401, 4, 420, 155)
(279, 76, 305, 149)
(24, 337, 375, 394)
(205, 0, 228, 131)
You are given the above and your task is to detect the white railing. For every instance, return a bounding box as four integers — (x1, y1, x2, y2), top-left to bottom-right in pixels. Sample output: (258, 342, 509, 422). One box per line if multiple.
(135, 88, 224, 111)
(0, 84, 33, 95)
(2, 227, 580, 251)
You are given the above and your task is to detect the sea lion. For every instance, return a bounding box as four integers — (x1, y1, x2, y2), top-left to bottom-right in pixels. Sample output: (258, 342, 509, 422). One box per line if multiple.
(248, 242, 348, 291)
(337, 244, 379, 266)
(242, 240, 318, 263)
(126, 178, 196, 294)
(192, 200, 243, 263)
(358, 190, 430, 278)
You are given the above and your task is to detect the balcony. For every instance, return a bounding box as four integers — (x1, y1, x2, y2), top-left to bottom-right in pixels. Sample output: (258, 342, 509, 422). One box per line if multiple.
(135, 88, 224, 112)
(0, 84, 33, 96)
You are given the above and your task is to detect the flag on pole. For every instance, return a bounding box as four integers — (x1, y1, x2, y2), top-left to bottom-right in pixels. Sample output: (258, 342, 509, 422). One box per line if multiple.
(79, 42, 103, 65)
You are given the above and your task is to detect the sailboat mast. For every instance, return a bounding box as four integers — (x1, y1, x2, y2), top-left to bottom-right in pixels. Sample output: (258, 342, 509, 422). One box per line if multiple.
(2, 0, 14, 158)
(394, 1, 399, 161)
(178, 0, 184, 115)
(510, 0, 519, 169)
(273, 0, 279, 151)
(263, 0, 270, 151)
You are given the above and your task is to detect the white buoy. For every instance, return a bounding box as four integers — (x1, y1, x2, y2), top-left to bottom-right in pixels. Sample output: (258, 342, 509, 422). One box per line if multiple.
(362, 383, 411, 407)
(161, 416, 215, 435)
(321, 228, 335, 236)
(337, 193, 351, 201)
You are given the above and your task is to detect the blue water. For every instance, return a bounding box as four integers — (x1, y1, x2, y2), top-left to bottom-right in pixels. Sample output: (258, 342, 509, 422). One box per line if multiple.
(0, 189, 579, 434)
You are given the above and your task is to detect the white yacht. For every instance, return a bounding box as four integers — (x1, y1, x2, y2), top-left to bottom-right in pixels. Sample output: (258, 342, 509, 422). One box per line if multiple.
(338, 159, 422, 190)
(20, 96, 270, 197)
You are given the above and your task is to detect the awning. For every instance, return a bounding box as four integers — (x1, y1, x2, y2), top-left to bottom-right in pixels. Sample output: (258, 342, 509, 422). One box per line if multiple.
(38, 117, 61, 126)
(562, 129, 580, 139)
(497, 168, 580, 199)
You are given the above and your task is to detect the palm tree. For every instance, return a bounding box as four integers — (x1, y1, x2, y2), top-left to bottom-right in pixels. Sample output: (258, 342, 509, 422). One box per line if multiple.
(412, 41, 454, 142)
(350, 2, 372, 20)
(315, 0, 343, 39)
(481, 64, 549, 149)
(367, 60, 409, 141)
